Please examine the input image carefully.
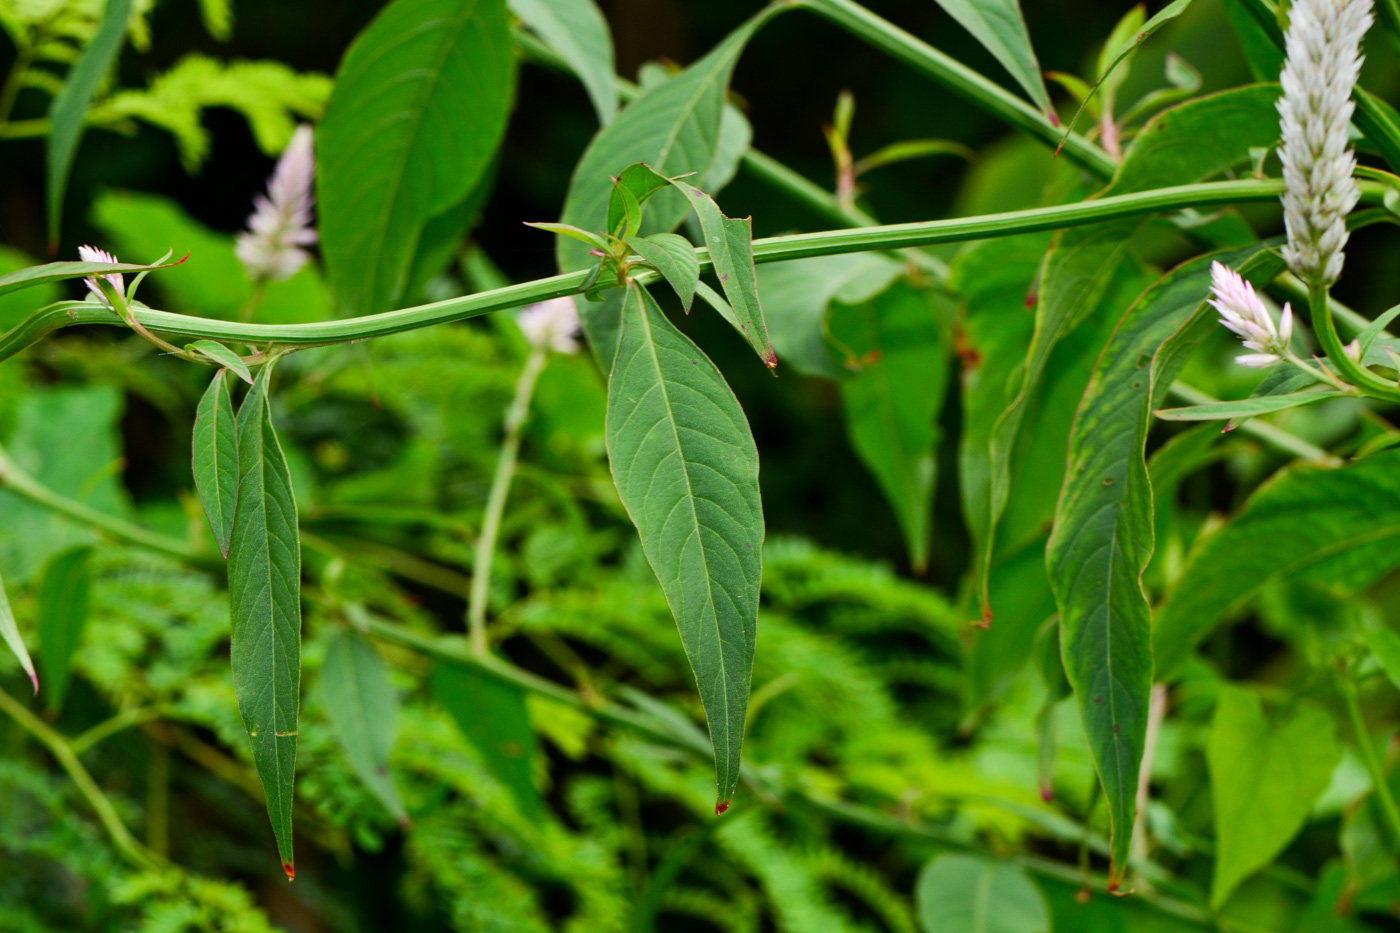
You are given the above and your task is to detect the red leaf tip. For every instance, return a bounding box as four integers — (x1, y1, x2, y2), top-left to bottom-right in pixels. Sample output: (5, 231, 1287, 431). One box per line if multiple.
(283, 862, 296, 881)
(29, 671, 38, 695)
(715, 800, 730, 815)
(1039, 786, 1054, 803)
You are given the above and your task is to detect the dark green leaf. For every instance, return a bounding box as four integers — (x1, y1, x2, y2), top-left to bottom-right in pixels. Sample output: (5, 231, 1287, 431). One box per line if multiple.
(187, 340, 253, 385)
(928, 0, 1054, 119)
(321, 629, 408, 824)
(46, 0, 133, 244)
(0, 567, 37, 694)
(228, 360, 302, 876)
(630, 233, 699, 312)
(1155, 448, 1400, 678)
(318, 0, 515, 317)
(605, 283, 763, 809)
(829, 279, 950, 571)
(36, 547, 93, 712)
(509, 0, 617, 125)
(193, 370, 240, 559)
(431, 662, 542, 819)
(1155, 387, 1347, 421)
(915, 852, 1050, 933)
(1208, 686, 1341, 906)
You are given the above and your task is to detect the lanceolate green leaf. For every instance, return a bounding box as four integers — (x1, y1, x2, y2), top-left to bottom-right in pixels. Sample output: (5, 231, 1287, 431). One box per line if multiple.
(1155, 447, 1400, 678)
(36, 546, 93, 712)
(1154, 387, 1347, 421)
(1207, 686, 1341, 907)
(0, 567, 38, 694)
(321, 629, 408, 825)
(187, 340, 253, 385)
(318, 0, 515, 317)
(431, 663, 542, 818)
(630, 233, 700, 312)
(1046, 241, 1282, 886)
(228, 361, 302, 877)
(605, 283, 763, 809)
(829, 279, 950, 572)
(915, 852, 1050, 933)
(193, 370, 240, 558)
(508, 0, 617, 125)
(0, 256, 184, 300)
(46, 0, 133, 245)
(928, 0, 1054, 120)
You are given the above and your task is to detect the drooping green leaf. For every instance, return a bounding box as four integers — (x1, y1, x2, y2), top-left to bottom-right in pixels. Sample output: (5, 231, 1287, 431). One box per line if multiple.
(1046, 241, 1282, 886)
(630, 233, 699, 312)
(0, 567, 37, 694)
(431, 662, 542, 819)
(1155, 448, 1400, 678)
(829, 279, 950, 572)
(1154, 387, 1347, 421)
(915, 853, 1050, 933)
(928, 0, 1054, 120)
(320, 629, 408, 824)
(228, 360, 302, 876)
(509, 0, 617, 125)
(46, 0, 133, 244)
(1207, 685, 1341, 907)
(193, 370, 240, 559)
(187, 340, 253, 385)
(605, 283, 763, 809)
(0, 255, 185, 300)
(36, 547, 93, 711)
(318, 0, 515, 317)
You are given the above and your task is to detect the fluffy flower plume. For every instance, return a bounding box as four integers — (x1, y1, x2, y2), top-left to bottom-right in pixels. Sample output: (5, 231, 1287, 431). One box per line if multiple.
(1277, 0, 1373, 286)
(1209, 261, 1293, 367)
(517, 297, 581, 355)
(236, 124, 318, 283)
(78, 245, 125, 304)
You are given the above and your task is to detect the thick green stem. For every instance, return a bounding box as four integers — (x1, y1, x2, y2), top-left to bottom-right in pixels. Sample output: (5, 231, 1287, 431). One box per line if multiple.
(1337, 670, 1400, 848)
(468, 345, 547, 656)
(6, 178, 1372, 363)
(1308, 282, 1400, 403)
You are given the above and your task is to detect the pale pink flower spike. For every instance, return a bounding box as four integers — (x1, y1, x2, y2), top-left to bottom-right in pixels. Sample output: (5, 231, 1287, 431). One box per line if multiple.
(236, 124, 318, 283)
(1208, 261, 1293, 368)
(517, 297, 581, 355)
(77, 245, 125, 304)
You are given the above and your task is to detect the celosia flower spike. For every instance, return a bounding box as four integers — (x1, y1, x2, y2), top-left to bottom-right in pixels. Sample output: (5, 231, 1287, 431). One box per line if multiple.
(1277, 0, 1373, 286)
(236, 124, 318, 283)
(1208, 261, 1293, 368)
(517, 297, 581, 355)
(77, 245, 125, 304)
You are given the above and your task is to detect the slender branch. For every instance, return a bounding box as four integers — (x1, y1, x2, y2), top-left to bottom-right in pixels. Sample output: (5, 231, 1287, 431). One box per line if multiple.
(1308, 282, 1400, 403)
(468, 345, 548, 656)
(71, 705, 168, 755)
(1337, 668, 1400, 847)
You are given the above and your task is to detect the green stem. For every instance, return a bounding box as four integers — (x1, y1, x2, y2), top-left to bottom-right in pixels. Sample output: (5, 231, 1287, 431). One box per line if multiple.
(796, 0, 1116, 178)
(71, 705, 168, 755)
(468, 345, 548, 656)
(1337, 669, 1400, 847)
(1307, 282, 1400, 403)
(0, 687, 160, 869)
(6, 178, 1372, 363)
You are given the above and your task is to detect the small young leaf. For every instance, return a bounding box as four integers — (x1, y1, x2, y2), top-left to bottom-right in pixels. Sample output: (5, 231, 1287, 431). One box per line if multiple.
(193, 370, 240, 559)
(852, 138, 975, 177)
(0, 567, 38, 694)
(187, 340, 253, 384)
(606, 162, 672, 242)
(320, 629, 408, 825)
(915, 853, 1050, 933)
(605, 283, 763, 810)
(524, 221, 610, 251)
(509, 0, 617, 125)
(228, 360, 302, 876)
(36, 547, 93, 712)
(629, 233, 699, 311)
(46, 0, 134, 245)
(1154, 387, 1347, 421)
(609, 176, 643, 239)
(431, 663, 542, 819)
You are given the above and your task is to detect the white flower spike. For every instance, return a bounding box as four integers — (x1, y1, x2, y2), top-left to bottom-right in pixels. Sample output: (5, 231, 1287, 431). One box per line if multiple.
(77, 245, 125, 304)
(1208, 261, 1293, 368)
(517, 297, 581, 355)
(1277, 0, 1373, 286)
(236, 124, 318, 283)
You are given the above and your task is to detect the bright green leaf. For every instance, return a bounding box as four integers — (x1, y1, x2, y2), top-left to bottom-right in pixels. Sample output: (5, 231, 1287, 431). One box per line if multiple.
(187, 340, 253, 385)
(1154, 387, 1347, 421)
(0, 567, 37, 694)
(193, 370, 240, 559)
(0, 255, 184, 300)
(36, 546, 92, 712)
(321, 629, 408, 824)
(509, 0, 617, 125)
(929, 0, 1054, 119)
(630, 233, 699, 312)
(431, 662, 542, 819)
(853, 138, 976, 177)
(605, 283, 763, 809)
(915, 852, 1050, 933)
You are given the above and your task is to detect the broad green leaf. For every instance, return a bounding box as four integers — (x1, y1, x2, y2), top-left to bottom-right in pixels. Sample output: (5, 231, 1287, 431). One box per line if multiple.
(431, 663, 542, 818)
(1155, 448, 1400, 678)
(756, 253, 901, 380)
(1222, 0, 1285, 82)
(321, 629, 408, 824)
(193, 370, 240, 559)
(929, 0, 1054, 119)
(228, 361, 302, 877)
(1207, 685, 1341, 906)
(36, 547, 93, 711)
(829, 279, 950, 571)
(1367, 626, 1400, 693)
(188, 340, 253, 384)
(509, 0, 617, 125)
(605, 283, 763, 809)
(670, 179, 775, 368)
(318, 0, 515, 317)
(630, 233, 699, 312)
(915, 853, 1050, 933)
(0, 255, 184, 300)
(46, 0, 133, 244)
(1046, 241, 1282, 885)
(1154, 387, 1347, 421)
(0, 567, 37, 694)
